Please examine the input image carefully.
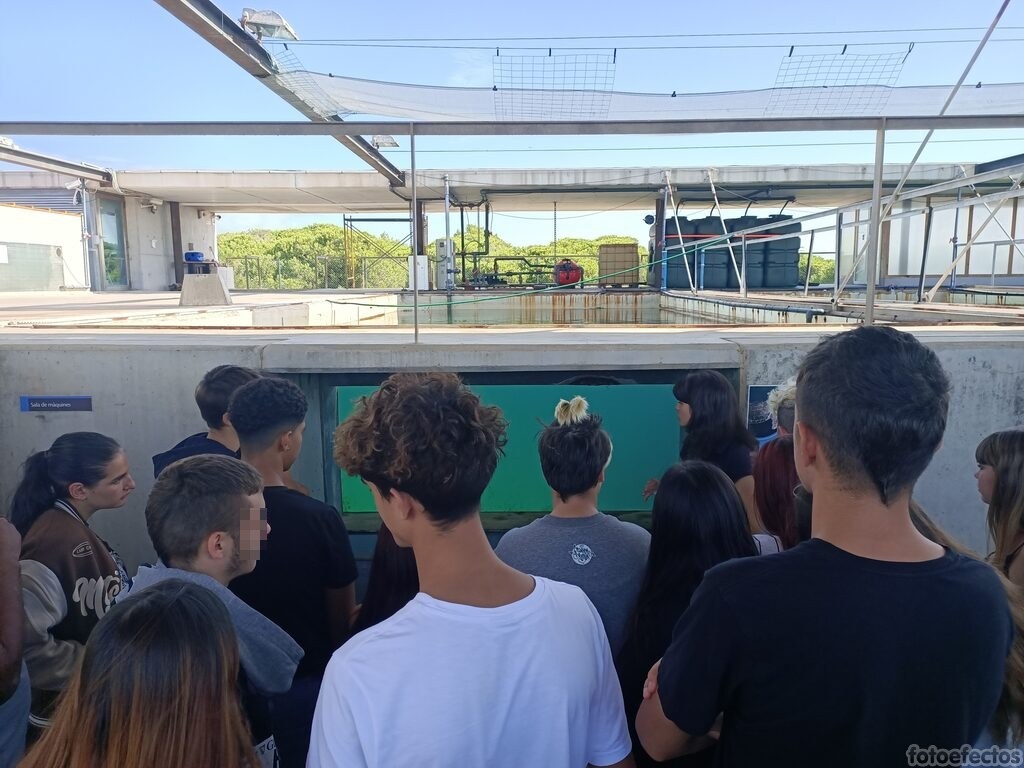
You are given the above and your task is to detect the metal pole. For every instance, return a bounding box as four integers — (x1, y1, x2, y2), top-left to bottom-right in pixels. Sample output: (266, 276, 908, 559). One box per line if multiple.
(707, 170, 744, 290)
(991, 242, 998, 286)
(835, 0, 1011, 295)
(864, 122, 886, 325)
(410, 126, 419, 343)
(660, 186, 669, 290)
(665, 171, 696, 292)
(803, 230, 815, 296)
(833, 211, 843, 303)
(950, 186, 962, 291)
(959, 164, 1024, 267)
(740, 235, 748, 297)
(444, 173, 453, 323)
(925, 179, 1023, 302)
(916, 205, 934, 302)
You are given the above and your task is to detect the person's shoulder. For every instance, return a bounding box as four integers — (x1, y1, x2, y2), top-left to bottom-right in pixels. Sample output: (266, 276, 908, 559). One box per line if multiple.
(947, 551, 1008, 594)
(495, 517, 547, 550)
(21, 508, 79, 551)
(264, 486, 337, 516)
(601, 513, 650, 542)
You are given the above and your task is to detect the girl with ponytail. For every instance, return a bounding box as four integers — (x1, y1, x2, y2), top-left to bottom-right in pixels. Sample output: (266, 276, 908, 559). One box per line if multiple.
(11, 432, 136, 733)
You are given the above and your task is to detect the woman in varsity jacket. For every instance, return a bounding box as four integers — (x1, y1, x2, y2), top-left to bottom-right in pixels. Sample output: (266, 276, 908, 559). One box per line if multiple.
(10, 432, 136, 732)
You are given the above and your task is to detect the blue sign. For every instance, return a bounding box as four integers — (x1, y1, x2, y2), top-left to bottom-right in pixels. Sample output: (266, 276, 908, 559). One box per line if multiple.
(20, 396, 93, 413)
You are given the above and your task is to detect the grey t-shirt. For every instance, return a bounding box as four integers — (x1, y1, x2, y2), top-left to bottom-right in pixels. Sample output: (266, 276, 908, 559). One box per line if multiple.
(495, 513, 650, 654)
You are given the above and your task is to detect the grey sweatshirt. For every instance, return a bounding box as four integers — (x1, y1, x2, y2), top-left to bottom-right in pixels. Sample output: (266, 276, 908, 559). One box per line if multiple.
(119, 563, 303, 695)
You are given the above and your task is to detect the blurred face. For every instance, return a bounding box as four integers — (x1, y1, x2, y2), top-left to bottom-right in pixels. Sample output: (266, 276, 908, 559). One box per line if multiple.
(675, 400, 692, 427)
(976, 463, 997, 505)
(236, 492, 269, 574)
(79, 451, 136, 512)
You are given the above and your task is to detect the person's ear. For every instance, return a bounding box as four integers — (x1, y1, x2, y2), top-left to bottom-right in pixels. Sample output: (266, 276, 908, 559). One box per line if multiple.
(67, 482, 89, 501)
(794, 421, 821, 469)
(222, 412, 233, 429)
(277, 430, 292, 455)
(206, 531, 228, 561)
(390, 490, 422, 522)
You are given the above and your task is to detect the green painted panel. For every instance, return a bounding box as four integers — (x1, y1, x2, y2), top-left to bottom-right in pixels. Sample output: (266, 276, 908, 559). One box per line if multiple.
(336, 384, 681, 515)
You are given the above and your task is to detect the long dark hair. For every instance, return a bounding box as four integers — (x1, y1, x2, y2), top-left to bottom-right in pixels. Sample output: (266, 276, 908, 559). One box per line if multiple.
(673, 370, 757, 460)
(976, 429, 1024, 573)
(10, 432, 122, 536)
(21, 579, 258, 768)
(352, 524, 419, 634)
(754, 436, 800, 549)
(630, 461, 757, 663)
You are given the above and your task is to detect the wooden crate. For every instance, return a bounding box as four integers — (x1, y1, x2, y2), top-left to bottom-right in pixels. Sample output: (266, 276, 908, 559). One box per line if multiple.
(598, 244, 642, 286)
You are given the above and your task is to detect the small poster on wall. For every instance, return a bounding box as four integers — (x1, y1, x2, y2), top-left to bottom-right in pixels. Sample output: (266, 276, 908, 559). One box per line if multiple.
(747, 384, 781, 447)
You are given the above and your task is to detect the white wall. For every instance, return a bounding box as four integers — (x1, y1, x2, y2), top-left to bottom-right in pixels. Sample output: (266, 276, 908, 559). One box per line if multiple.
(0, 204, 88, 288)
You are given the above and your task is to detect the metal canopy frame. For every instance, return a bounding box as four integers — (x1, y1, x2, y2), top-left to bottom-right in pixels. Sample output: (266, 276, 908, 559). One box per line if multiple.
(152, 0, 404, 186)
(4, 115, 1024, 137)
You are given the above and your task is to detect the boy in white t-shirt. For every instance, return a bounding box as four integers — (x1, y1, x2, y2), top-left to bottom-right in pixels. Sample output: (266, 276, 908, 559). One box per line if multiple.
(309, 372, 634, 768)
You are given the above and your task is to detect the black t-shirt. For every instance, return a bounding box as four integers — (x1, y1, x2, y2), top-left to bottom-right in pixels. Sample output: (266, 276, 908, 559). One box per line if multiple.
(658, 538, 1012, 768)
(229, 486, 358, 679)
(682, 440, 753, 482)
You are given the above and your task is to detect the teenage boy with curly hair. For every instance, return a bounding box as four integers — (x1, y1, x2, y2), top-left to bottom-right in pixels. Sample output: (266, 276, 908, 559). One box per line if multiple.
(309, 372, 634, 768)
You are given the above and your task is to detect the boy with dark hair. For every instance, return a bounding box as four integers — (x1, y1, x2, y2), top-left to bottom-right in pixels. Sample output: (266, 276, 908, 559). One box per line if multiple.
(638, 326, 1012, 767)
(121, 454, 302, 767)
(496, 395, 649, 655)
(152, 364, 260, 477)
(227, 376, 357, 768)
(310, 373, 633, 768)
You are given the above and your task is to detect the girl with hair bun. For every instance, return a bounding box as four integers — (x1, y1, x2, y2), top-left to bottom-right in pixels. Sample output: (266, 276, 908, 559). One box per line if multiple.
(495, 396, 650, 655)
(10, 432, 136, 732)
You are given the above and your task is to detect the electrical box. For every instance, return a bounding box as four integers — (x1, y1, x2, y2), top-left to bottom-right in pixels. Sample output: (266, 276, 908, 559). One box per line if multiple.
(434, 238, 455, 289)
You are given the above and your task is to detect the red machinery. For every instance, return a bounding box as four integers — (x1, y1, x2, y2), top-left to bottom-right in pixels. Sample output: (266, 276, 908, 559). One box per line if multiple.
(554, 259, 583, 287)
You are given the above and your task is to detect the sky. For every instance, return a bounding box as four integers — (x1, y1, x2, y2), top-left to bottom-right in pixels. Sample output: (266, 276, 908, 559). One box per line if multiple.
(2, 0, 1023, 244)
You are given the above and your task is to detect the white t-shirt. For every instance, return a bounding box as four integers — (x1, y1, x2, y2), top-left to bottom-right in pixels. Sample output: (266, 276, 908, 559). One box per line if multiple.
(307, 576, 632, 768)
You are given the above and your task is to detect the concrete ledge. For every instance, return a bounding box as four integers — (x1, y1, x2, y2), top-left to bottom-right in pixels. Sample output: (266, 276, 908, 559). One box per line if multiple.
(179, 274, 232, 306)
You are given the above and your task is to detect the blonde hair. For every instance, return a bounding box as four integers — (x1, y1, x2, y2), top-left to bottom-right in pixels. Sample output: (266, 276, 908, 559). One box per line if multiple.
(554, 396, 589, 426)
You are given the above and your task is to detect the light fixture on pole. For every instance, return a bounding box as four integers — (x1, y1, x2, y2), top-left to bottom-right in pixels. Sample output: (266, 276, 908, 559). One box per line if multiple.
(371, 135, 399, 149)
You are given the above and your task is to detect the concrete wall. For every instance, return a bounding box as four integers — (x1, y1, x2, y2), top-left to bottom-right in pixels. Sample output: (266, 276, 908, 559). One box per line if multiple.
(0, 205, 88, 289)
(121, 203, 217, 291)
(179, 206, 218, 261)
(124, 202, 173, 291)
(0, 326, 1020, 571)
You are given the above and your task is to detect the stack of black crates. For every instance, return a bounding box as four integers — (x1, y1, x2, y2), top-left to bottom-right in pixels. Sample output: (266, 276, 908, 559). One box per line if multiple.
(651, 215, 802, 290)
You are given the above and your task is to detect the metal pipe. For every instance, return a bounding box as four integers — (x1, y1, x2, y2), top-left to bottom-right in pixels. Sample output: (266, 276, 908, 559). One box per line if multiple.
(803, 230, 815, 297)
(665, 171, 696, 292)
(444, 173, 453, 323)
(410, 126, 419, 343)
(833, 211, 843, 304)
(916, 205, 934, 303)
(707, 170, 744, 290)
(864, 123, 886, 325)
